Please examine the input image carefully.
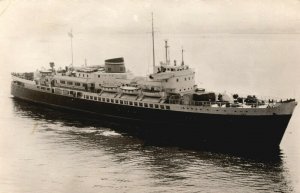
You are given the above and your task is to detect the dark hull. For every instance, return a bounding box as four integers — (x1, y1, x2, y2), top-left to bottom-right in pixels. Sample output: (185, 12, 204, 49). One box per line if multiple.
(11, 84, 292, 152)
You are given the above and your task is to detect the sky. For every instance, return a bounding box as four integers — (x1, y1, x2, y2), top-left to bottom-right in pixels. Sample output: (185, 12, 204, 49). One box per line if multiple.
(1, 0, 300, 38)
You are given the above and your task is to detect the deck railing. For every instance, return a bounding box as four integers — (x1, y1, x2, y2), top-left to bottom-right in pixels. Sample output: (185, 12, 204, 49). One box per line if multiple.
(168, 99, 275, 108)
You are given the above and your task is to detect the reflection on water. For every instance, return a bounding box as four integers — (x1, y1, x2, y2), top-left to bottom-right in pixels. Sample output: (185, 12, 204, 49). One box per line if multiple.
(0, 97, 294, 193)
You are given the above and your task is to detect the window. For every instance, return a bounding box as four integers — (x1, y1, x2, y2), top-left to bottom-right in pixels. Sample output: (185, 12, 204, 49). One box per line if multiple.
(129, 102, 133, 105)
(124, 101, 128, 105)
(160, 105, 165, 109)
(177, 78, 179, 82)
(134, 102, 138, 106)
(149, 104, 153, 108)
(115, 100, 119, 103)
(102, 98, 105, 102)
(67, 81, 73, 85)
(139, 103, 143, 107)
(90, 96, 93, 100)
(155, 104, 159, 108)
(94, 96, 97, 100)
(46, 88, 50, 91)
(166, 106, 170, 110)
(75, 82, 81, 86)
(120, 100, 123, 104)
(70, 91, 74, 95)
(60, 80, 65, 84)
(144, 103, 148, 108)
(98, 97, 101, 101)
(41, 87, 45, 90)
(111, 99, 114, 103)
(106, 98, 110, 102)
(98, 75, 100, 78)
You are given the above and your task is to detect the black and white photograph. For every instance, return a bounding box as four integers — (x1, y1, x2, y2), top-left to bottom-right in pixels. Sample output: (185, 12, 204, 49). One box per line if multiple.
(0, 0, 299, 192)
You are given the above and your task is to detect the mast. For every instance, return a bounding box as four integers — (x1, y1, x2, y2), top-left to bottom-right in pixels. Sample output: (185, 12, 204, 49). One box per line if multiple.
(181, 47, 184, 66)
(151, 13, 155, 71)
(68, 29, 74, 67)
(165, 40, 169, 64)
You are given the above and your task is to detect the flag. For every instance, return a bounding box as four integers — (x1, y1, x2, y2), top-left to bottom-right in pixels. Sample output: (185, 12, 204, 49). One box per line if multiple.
(68, 30, 73, 38)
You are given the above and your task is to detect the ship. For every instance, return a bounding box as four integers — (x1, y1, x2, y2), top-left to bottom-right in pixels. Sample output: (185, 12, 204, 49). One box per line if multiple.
(10, 17, 297, 152)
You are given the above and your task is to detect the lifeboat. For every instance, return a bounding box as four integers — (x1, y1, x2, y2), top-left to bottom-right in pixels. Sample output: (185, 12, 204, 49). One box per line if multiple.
(102, 84, 119, 93)
(120, 86, 141, 95)
(142, 89, 164, 98)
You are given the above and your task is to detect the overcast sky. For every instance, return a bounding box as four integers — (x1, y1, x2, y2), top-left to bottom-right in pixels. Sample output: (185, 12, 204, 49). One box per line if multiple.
(1, 0, 300, 38)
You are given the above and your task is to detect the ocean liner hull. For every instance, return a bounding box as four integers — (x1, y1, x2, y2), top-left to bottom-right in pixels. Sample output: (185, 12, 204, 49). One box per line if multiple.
(11, 83, 293, 151)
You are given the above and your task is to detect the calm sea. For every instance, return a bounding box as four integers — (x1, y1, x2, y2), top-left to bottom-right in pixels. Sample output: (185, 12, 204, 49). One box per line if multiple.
(0, 34, 299, 192)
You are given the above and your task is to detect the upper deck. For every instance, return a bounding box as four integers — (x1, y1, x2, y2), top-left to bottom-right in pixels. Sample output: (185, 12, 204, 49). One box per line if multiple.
(11, 73, 297, 116)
